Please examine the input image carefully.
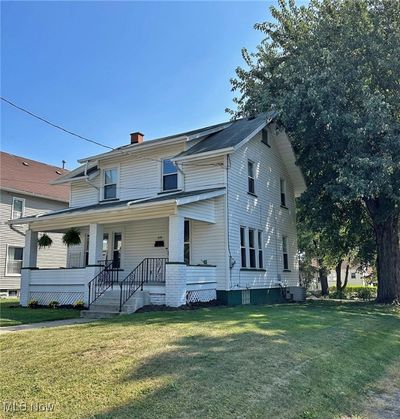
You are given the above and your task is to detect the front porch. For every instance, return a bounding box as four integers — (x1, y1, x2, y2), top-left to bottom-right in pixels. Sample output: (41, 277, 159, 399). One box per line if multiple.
(19, 207, 221, 310)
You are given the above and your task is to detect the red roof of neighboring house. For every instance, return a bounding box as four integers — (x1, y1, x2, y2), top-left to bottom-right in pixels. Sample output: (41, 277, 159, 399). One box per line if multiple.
(0, 151, 69, 202)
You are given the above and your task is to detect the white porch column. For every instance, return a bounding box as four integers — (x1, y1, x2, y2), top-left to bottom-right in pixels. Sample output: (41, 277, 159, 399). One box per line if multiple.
(166, 214, 186, 307)
(20, 229, 38, 306)
(85, 224, 104, 307)
(88, 223, 104, 266)
(168, 215, 185, 262)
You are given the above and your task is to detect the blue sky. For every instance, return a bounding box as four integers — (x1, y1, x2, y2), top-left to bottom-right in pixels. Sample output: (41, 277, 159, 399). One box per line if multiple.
(1, 1, 273, 169)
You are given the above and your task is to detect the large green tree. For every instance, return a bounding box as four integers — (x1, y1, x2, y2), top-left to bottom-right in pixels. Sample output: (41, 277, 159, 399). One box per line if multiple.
(229, 0, 400, 303)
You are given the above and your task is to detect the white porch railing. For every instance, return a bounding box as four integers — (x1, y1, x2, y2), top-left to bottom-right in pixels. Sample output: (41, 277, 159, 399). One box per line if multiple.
(28, 268, 87, 306)
(186, 265, 217, 303)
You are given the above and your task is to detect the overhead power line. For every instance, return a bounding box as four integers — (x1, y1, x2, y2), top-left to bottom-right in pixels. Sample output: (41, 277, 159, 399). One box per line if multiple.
(1, 96, 114, 150)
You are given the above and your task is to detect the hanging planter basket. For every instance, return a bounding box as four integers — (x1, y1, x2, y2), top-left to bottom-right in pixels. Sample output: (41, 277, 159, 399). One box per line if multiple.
(38, 233, 53, 249)
(62, 228, 81, 246)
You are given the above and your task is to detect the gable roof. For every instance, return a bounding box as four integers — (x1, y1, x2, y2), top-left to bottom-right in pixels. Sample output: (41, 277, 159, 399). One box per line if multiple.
(76, 113, 276, 165)
(175, 112, 277, 159)
(0, 151, 70, 202)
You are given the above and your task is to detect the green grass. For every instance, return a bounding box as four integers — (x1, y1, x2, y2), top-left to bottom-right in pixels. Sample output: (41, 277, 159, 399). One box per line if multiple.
(1, 301, 399, 418)
(0, 299, 81, 327)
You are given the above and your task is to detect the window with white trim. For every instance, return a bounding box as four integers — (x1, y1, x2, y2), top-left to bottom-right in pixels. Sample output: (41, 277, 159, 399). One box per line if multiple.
(258, 230, 264, 269)
(103, 167, 118, 200)
(282, 236, 289, 270)
(184, 220, 190, 265)
(240, 227, 264, 269)
(12, 197, 25, 219)
(248, 228, 256, 268)
(248, 160, 255, 194)
(280, 178, 287, 207)
(240, 226, 246, 268)
(262, 129, 270, 146)
(6, 246, 23, 275)
(162, 159, 178, 191)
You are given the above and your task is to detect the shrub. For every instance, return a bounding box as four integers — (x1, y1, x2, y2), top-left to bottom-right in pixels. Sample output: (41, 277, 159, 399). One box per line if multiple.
(48, 300, 60, 308)
(328, 286, 377, 300)
(73, 300, 85, 309)
(28, 299, 39, 308)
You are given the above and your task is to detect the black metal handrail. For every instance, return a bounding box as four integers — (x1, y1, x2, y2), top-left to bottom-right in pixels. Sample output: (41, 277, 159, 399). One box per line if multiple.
(119, 258, 167, 311)
(88, 260, 119, 308)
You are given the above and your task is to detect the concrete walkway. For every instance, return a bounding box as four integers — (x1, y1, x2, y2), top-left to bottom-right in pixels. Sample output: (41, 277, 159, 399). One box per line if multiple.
(0, 318, 96, 334)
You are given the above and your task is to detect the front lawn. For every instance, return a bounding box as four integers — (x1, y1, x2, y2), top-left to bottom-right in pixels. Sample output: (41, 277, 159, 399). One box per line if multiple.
(1, 301, 399, 418)
(0, 299, 81, 327)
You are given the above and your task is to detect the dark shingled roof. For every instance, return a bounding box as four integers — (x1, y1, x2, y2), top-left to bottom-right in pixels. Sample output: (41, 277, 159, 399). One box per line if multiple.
(24, 187, 225, 221)
(175, 111, 277, 158)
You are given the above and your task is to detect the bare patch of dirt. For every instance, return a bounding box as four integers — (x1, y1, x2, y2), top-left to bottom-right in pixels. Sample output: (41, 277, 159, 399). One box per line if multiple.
(362, 361, 400, 419)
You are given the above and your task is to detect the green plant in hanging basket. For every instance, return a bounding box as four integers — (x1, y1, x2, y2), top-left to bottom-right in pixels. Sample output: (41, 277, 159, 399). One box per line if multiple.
(38, 233, 53, 249)
(62, 228, 81, 246)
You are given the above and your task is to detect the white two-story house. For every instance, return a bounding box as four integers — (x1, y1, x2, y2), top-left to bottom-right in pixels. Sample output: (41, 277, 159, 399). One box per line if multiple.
(11, 112, 306, 313)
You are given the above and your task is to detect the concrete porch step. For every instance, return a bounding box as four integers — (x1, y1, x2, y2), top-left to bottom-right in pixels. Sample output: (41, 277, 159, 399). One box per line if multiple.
(81, 290, 150, 318)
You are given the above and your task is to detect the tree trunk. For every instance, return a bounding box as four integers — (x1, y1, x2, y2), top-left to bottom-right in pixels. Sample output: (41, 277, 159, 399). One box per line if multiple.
(319, 267, 329, 296)
(335, 260, 343, 290)
(343, 262, 350, 290)
(374, 215, 400, 303)
(365, 197, 400, 303)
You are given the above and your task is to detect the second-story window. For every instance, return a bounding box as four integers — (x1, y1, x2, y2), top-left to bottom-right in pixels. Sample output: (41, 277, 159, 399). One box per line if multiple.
(248, 160, 255, 194)
(280, 178, 287, 207)
(162, 159, 178, 191)
(12, 197, 25, 219)
(103, 167, 118, 200)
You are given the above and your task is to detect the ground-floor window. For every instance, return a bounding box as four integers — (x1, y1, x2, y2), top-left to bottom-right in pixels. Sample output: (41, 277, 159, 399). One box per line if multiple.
(240, 227, 264, 269)
(282, 236, 289, 270)
(6, 246, 23, 275)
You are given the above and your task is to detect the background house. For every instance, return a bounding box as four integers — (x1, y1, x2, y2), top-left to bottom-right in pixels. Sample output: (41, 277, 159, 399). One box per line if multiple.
(0, 152, 69, 297)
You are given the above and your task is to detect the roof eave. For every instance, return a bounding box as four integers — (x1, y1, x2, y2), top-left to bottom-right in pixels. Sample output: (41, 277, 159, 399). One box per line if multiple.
(172, 147, 235, 162)
(78, 136, 189, 164)
(1, 187, 69, 204)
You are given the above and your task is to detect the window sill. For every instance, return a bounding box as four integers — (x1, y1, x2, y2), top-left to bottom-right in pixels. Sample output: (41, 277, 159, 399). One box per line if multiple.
(280, 205, 288, 210)
(283, 269, 291, 273)
(247, 192, 258, 198)
(240, 268, 266, 272)
(100, 198, 119, 203)
(158, 189, 182, 195)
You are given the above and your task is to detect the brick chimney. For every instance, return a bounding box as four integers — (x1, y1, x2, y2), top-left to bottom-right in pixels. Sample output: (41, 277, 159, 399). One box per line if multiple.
(130, 132, 144, 144)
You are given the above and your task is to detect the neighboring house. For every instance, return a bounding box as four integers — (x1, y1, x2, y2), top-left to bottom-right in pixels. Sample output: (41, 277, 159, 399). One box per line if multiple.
(0, 152, 69, 297)
(10, 113, 306, 312)
(327, 263, 368, 288)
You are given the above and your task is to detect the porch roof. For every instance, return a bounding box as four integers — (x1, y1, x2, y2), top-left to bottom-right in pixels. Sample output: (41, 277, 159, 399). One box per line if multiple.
(9, 187, 226, 227)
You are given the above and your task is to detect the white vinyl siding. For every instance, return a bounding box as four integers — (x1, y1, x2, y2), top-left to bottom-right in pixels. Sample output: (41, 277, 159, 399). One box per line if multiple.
(0, 191, 68, 290)
(227, 128, 299, 289)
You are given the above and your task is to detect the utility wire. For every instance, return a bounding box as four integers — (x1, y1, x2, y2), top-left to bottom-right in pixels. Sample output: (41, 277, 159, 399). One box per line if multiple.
(1, 96, 114, 150)
(1, 97, 227, 168)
